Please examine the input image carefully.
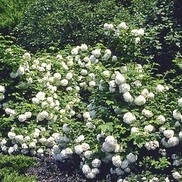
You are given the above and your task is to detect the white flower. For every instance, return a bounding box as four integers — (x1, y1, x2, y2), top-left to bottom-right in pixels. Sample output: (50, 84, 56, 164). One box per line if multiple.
(173, 109, 182, 120)
(104, 23, 114, 31)
(5, 108, 16, 116)
(105, 136, 117, 146)
(156, 84, 165, 92)
(61, 61, 69, 70)
(147, 92, 155, 99)
(131, 127, 139, 133)
(144, 124, 155, 133)
(179, 131, 182, 140)
(116, 168, 124, 175)
(92, 49, 101, 58)
(133, 80, 142, 87)
(71, 47, 79, 55)
(8, 147, 14, 154)
(172, 171, 181, 180)
(37, 111, 49, 121)
(24, 136, 30, 142)
(25, 112, 32, 118)
(80, 44, 88, 51)
(135, 37, 140, 44)
(37, 148, 44, 155)
(126, 153, 137, 163)
(112, 155, 122, 167)
(117, 22, 128, 29)
(119, 83, 130, 93)
(121, 159, 129, 169)
(168, 137, 179, 147)
(84, 150, 93, 158)
(102, 70, 110, 78)
(109, 80, 116, 88)
(81, 143, 90, 151)
(123, 92, 134, 103)
(115, 72, 126, 85)
(178, 98, 182, 107)
(18, 114, 27, 122)
(52, 145, 60, 154)
(123, 112, 136, 124)
(62, 124, 70, 133)
(89, 81, 96, 87)
(85, 172, 96, 179)
(17, 66, 25, 75)
(83, 112, 91, 121)
(8, 131, 16, 140)
(156, 115, 166, 124)
(15, 135, 24, 143)
(163, 130, 174, 138)
(66, 72, 73, 80)
(10, 72, 18, 78)
(75, 135, 85, 143)
(80, 69, 88, 75)
(142, 109, 153, 118)
(29, 142, 36, 148)
(36, 91, 46, 101)
(54, 73, 61, 80)
(141, 89, 149, 98)
(92, 168, 100, 175)
(74, 145, 83, 154)
(134, 95, 146, 106)
(22, 143, 28, 149)
(32, 97, 39, 104)
(39, 137, 47, 145)
(0, 85, 5, 93)
(60, 79, 69, 86)
(112, 56, 117, 62)
(82, 164, 91, 174)
(145, 140, 159, 150)
(92, 158, 101, 168)
(138, 28, 145, 36)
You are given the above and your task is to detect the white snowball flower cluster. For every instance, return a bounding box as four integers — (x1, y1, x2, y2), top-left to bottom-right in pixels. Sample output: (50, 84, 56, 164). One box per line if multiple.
(82, 163, 100, 179)
(173, 109, 182, 121)
(131, 28, 145, 36)
(37, 111, 49, 121)
(142, 109, 154, 118)
(18, 112, 32, 122)
(145, 140, 159, 150)
(0, 85, 5, 101)
(123, 112, 136, 124)
(102, 136, 118, 153)
(172, 171, 182, 180)
(178, 97, 182, 107)
(134, 95, 146, 106)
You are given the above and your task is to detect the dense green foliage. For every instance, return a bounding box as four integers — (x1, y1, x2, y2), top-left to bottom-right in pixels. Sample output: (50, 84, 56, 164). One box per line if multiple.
(0, 0, 36, 35)
(0, 154, 36, 182)
(14, 0, 130, 52)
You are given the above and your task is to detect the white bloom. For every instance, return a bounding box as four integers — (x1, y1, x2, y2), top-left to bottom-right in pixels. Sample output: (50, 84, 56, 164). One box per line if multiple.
(119, 83, 130, 93)
(0, 85, 5, 93)
(163, 130, 174, 138)
(22, 52, 31, 60)
(116, 168, 124, 175)
(82, 164, 91, 174)
(37, 111, 49, 121)
(123, 92, 134, 103)
(80, 44, 88, 51)
(121, 159, 129, 169)
(39, 137, 47, 145)
(8, 131, 16, 140)
(5, 108, 16, 116)
(112, 155, 122, 167)
(92, 168, 100, 175)
(147, 92, 155, 99)
(75, 135, 85, 143)
(52, 145, 60, 154)
(81, 143, 90, 151)
(24, 136, 30, 142)
(18, 114, 27, 122)
(32, 97, 39, 104)
(8, 147, 14, 154)
(145, 140, 159, 150)
(142, 109, 153, 118)
(36, 91, 45, 101)
(102, 70, 110, 78)
(105, 136, 117, 146)
(156, 84, 165, 92)
(85, 172, 96, 179)
(29, 142, 36, 148)
(84, 150, 93, 158)
(74, 145, 83, 154)
(144, 124, 155, 133)
(178, 98, 182, 107)
(10, 72, 18, 78)
(173, 109, 182, 120)
(115, 72, 126, 85)
(172, 171, 181, 180)
(25, 112, 32, 118)
(134, 95, 146, 106)
(141, 89, 149, 98)
(22, 143, 28, 149)
(117, 22, 128, 29)
(133, 80, 142, 87)
(135, 37, 140, 44)
(157, 115, 166, 124)
(62, 124, 70, 133)
(37, 148, 44, 155)
(15, 135, 24, 143)
(138, 28, 145, 36)
(131, 127, 139, 133)
(92, 49, 101, 58)
(17, 66, 25, 75)
(80, 69, 88, 75)
(179, 131, 182, 140)
(60, 79, 68, 86)
(54, 73, 61, 80)
(168, 137, 179, 147)
(71, 47, 79, 55)
(123, 112, 136, 124)
(66, 72, 73, 80)
(109, 80, 116, 88)
(112, 56, 117, 62)
(89, 81, 96, 87)
(126, 153, 137, 163)
(92, 158, 101, 168)
(104, 23, 114, 31)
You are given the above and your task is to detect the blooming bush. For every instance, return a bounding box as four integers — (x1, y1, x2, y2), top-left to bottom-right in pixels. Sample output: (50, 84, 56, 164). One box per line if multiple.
(0, 21, 182, 182)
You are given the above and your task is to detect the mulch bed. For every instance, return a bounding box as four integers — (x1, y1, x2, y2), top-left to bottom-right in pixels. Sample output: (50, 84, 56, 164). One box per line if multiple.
(26, 155, 115, 182)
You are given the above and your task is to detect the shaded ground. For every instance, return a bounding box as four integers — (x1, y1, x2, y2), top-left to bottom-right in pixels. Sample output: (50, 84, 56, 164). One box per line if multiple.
(26, 155, 114, 182)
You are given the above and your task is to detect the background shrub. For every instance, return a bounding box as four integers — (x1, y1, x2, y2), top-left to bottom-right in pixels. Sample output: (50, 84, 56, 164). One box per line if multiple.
(0, 0, 36, 35)
(14, 0, 131, 52)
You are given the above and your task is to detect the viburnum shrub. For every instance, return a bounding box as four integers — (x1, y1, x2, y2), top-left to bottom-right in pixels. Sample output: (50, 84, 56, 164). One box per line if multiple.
(0, 22, 182, 182)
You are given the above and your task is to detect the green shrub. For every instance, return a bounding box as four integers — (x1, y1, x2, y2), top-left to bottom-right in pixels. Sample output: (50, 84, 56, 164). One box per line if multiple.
(0, 154, 36, 182)
(0, 0, 36, 35)
(14, 0, 131, 52)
